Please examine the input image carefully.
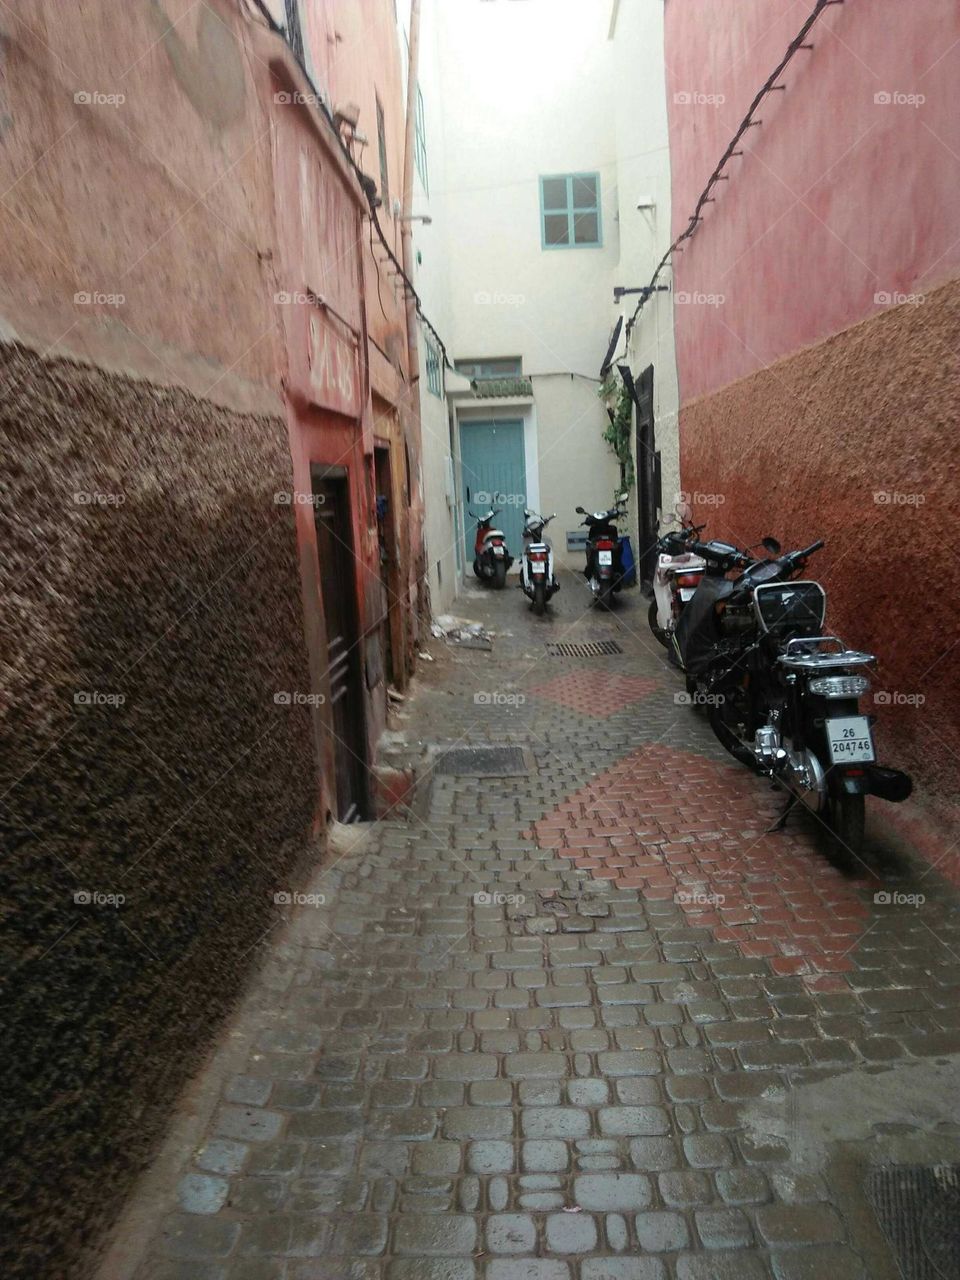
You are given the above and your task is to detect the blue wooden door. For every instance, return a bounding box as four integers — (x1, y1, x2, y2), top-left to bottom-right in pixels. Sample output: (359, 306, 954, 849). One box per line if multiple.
(460, 419, 526, 568)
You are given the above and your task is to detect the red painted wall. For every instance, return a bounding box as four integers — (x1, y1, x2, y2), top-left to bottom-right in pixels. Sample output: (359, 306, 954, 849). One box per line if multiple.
(664, 0, 960, 819)
(665, 0, 960, 399)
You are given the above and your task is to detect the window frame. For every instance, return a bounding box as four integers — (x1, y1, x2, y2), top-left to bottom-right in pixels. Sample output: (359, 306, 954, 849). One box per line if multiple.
(425, 338, 443, 398)
(414, 84, 428, 195)
(539, 172, 603, 250)
(376, 95, 389, 210)
(454, 357, 523, 381)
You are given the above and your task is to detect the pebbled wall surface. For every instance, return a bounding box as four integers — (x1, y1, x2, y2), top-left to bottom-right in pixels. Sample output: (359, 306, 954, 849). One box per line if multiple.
(0, 343, 319, 1279)
(677, 280, 960, 816)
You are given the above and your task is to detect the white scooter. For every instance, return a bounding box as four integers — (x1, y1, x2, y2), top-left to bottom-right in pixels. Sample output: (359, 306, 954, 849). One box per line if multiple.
(649, 518, 707, 651)
(519, 509, 559, 615)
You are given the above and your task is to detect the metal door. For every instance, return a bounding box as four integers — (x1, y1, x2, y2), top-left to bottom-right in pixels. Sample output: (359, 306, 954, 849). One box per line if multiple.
(311, 468, 367, 822)
(459, 418, 526, 568)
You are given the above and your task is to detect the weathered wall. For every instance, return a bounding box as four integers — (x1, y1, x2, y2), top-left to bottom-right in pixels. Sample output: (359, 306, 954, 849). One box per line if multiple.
(678, 281, 960, 811)
(664, 0, 960, 400)
(0, 345, 318, 1278)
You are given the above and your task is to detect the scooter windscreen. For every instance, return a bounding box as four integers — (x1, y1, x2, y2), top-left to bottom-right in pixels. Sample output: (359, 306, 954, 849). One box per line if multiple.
(674, 575, 736, 674)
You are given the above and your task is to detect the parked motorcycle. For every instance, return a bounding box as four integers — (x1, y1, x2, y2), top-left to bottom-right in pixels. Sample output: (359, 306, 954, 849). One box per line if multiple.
(649, 520, 707, 649)
(576, 493, 629, 609)
(470, 507, 513, 588)
(519, 509, 559, 615)
(678, 537, 912, 861)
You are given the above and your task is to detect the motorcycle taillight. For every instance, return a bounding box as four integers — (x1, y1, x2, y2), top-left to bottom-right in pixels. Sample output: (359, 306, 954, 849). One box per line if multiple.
(529, 550, 547, 561)
(596, 539, 615, 550)
(675, 573, 702, 588)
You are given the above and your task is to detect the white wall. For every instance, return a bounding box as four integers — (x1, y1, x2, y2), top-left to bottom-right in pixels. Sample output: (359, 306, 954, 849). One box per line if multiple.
(610, 0, 681, 547)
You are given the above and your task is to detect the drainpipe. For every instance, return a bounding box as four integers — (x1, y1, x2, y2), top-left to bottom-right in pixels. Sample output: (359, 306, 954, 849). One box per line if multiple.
(401, 0, 421, 384)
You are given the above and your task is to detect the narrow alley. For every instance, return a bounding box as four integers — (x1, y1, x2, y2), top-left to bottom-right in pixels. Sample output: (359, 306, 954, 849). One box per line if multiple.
(2, 0, 958, 1277)
(105, 574, 960, 1280)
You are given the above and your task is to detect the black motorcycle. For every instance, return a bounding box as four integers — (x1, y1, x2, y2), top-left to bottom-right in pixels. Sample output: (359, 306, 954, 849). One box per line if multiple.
(677, 538, 912, 861)
(575, 493, 629, 609)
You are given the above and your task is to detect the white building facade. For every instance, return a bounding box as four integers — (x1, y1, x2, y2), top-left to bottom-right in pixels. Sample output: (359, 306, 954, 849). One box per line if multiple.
(404, 0, 680, 597)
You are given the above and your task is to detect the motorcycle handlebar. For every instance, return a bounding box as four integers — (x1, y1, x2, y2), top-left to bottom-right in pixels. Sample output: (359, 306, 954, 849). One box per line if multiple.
(788, 538, 825, 564)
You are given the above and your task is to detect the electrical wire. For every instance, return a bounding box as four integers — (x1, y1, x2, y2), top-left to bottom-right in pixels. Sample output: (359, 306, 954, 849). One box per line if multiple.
(620, 0, 844, 349)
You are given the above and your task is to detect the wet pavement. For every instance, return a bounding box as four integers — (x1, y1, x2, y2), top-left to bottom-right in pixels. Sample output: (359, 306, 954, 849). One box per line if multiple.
(117, 569, 960, 1280)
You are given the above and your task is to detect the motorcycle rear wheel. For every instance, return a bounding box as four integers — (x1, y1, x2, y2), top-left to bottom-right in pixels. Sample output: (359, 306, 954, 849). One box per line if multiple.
(825, 792, 865, 866)
(595, 580, 615, 610)
(532, 581, 547, 615)
(492, 560, 508, 590)
(648, 599, 668, 646)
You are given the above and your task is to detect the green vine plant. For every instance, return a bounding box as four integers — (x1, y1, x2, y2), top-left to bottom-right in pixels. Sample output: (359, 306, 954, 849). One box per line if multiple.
(598, 373, 636, 495)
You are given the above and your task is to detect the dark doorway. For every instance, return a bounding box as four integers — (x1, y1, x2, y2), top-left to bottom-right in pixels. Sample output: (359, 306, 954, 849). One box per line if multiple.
(311, 466, 367, 822)
(374, 445, 397, 686)
(632, 364, 657, 589)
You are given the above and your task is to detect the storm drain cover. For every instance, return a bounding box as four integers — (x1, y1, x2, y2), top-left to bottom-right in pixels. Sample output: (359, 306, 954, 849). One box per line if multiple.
(546, 640, 623, 657)
(865, 1165, 960, 1278)
(434, 746, 527, 776)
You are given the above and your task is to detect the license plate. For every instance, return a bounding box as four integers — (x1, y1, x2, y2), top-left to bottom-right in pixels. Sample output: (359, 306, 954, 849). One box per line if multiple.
(531, 562, 546, 574)
(598, 550, 613, 566)
(679, 588, 696, 601)
(492, 545, 505, 556)
(826, 716, 875, 763)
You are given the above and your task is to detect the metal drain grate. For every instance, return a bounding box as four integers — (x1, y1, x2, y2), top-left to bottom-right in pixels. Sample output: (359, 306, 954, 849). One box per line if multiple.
(546, 640, 623, 657)
(434, 746, 527, 777)
(865, 1165, 960, 1279)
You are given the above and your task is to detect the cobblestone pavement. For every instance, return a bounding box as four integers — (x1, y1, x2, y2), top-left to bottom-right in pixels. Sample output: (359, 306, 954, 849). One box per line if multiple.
(124, 571, 960, 1280)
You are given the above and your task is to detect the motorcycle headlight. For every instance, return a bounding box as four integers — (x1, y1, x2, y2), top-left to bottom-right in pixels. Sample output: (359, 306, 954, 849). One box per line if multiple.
(808, 675, 870, 698)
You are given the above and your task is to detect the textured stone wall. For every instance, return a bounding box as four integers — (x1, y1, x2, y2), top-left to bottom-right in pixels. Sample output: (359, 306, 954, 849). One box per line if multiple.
(678, 280, 960, 815)
(0, 344, 318, 1278)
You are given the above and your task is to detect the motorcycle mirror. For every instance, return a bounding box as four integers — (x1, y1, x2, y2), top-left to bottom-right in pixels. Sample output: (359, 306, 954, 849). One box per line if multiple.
(762, 536, 781, 554)
(575, 506, 586, 514)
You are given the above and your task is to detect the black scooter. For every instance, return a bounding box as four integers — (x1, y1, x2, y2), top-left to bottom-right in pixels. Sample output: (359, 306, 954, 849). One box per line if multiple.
(676, 537, 912, 863)
(575, 493, 629, 609)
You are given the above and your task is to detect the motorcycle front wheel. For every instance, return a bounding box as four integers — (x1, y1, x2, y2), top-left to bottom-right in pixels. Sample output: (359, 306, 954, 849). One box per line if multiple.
(532, 581, 547, 615)
(492, 560, 508, 589)
(648, 600, 668, 646)
(824, 792, 865, 866)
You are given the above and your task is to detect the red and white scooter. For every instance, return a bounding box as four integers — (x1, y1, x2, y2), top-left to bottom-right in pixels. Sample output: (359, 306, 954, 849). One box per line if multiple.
(649, 516, 707, 651)
(470, 507, 513, 589)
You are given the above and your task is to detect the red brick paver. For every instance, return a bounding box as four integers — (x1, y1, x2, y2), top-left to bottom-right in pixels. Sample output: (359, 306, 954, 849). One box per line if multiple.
(528, 670, 660, 718)
(528, 743, 870, 985)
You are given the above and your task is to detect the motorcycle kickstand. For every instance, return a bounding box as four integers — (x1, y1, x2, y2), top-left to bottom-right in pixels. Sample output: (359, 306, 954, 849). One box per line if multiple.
(768, 791, 798, 833)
